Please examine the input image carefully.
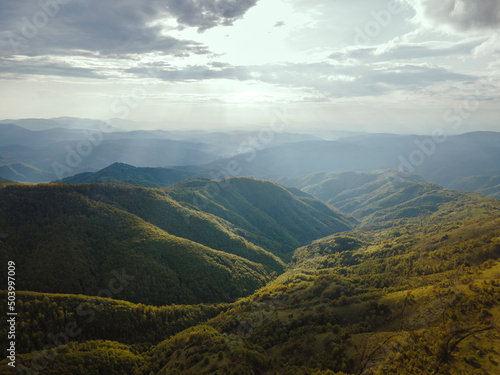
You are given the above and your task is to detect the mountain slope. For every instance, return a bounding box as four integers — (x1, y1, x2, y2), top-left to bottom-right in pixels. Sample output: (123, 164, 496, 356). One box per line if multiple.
(138, 202, 500, 374)
(0, 176, 13, 183)
(166, 177, 355, 258)
(293, 170, 499, 229)
(0, 184, 274, 305)
(65, 183, 285, 273)
(0, 290, 229, 354)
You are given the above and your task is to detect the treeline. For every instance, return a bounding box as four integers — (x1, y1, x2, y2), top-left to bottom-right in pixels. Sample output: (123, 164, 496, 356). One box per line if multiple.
(0, 291, 229, 355)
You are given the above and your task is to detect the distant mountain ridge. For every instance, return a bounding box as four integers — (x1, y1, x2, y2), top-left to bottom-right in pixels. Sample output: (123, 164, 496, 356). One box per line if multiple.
(188, 131, 500, 198)
(0, 117, 325, 183)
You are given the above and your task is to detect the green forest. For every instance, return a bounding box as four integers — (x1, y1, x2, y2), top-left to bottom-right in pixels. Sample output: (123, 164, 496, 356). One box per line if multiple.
(1, 173, 499, 374)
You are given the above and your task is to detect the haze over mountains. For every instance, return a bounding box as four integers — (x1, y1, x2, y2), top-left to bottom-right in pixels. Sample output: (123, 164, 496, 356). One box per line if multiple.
(1, 118, 500, 201)
(0, 118, 320, 182)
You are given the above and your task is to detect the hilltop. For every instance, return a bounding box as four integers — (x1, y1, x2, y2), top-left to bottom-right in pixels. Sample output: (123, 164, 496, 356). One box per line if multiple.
(57, 162, 197, 187)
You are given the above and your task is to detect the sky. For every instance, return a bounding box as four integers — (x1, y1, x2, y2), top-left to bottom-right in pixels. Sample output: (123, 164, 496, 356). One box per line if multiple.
(0, 0, 499, 134)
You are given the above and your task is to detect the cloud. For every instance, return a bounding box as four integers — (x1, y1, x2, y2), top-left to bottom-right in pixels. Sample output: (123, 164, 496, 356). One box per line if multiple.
(0, 57, 106, 79)
(330, 38, 486, 62)
(129, 60, 477, 99)
(362, 64, 475, 86)
(127, 64, 251, 81)
(409, 0, 500, 32)
(164, 0, 259, 31)
(259, 62, 475, 97)
(0, 0, 259, 58)
(473, 33, 500, 56)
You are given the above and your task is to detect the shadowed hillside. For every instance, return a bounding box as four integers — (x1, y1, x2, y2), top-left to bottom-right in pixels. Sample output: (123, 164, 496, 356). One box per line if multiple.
(167, 177, 355, 258)
(0, 184, 273, 306)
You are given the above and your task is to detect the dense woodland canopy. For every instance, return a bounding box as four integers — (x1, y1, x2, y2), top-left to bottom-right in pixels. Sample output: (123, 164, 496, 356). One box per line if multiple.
(1, 172, 500, 374)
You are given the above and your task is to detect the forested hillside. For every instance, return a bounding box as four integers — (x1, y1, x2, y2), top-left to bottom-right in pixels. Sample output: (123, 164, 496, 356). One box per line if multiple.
(1, 174, 500, 374)
(0, 184, 272, 305)
(138, 194, 500, 374)
(0, 179, 351, 305)
(167, 177, 354, 258)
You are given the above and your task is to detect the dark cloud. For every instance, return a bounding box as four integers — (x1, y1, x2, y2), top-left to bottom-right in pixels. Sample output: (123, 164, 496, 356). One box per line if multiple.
(164, 0, 259, 31)
(418, 0, 500, 31)
(0, 0, 259, 58)
(208, 61, 231, 68)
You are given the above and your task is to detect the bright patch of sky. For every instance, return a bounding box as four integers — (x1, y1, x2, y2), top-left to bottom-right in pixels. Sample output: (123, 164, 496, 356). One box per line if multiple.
(0, 0, 498, 133)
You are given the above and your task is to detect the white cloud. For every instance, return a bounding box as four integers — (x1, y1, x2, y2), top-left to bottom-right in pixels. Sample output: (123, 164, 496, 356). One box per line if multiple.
(473, 32, 500, 56)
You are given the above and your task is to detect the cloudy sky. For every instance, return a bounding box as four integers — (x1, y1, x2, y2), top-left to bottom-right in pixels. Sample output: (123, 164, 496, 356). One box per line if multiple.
(0, 0, 499, 133)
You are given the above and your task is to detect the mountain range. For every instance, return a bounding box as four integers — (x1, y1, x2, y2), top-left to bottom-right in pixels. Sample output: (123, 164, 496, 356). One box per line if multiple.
(1, 117, 500, 374)
(2, 168, 500, 374)
(0, 118, 318, 182)
(2, 119, 500, 203)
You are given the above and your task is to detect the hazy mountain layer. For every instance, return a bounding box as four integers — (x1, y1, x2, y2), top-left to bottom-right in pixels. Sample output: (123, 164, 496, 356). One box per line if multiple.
(192, 132, 500, 198)
(58, 162, 197, 187)
(0, 176, 13, 183)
